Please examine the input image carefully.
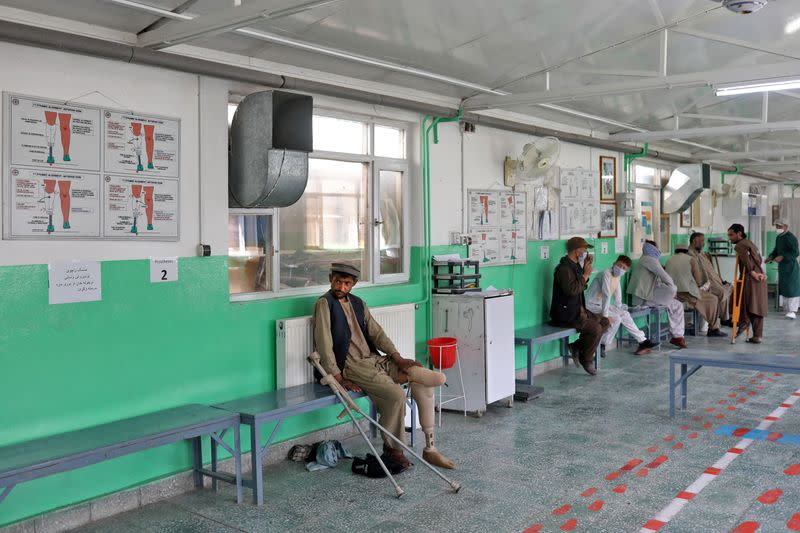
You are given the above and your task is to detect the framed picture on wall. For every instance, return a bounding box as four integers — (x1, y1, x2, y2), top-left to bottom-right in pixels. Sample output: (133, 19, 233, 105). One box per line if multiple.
(680, 206, 692, 228)
(598, 202, 617, 238)
(600, 156, 617, 201)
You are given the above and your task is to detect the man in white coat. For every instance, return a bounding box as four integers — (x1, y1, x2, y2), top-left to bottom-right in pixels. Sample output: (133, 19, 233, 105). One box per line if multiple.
(627, 240, 688, 349)
(586, 255, 660, 355)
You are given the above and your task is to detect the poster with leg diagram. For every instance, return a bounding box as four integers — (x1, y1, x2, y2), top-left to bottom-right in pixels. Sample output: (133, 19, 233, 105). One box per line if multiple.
(8, 95, 101, 172)
(3, 92, 180, 241)
(103, 111, 179, 178)
(103, 175, 178, 239)
(9, 168, 100, 237)
(559, 167, 600, 237)
(467, 189, 527, 266)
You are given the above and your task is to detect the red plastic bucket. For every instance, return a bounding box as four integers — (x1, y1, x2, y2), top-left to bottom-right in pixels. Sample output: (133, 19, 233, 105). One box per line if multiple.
(427, 337, 457, 369)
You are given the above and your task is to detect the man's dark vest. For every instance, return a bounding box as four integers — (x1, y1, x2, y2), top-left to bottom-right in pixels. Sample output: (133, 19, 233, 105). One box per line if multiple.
(549, 257, 585, 327)
(316, 291, 377, 379)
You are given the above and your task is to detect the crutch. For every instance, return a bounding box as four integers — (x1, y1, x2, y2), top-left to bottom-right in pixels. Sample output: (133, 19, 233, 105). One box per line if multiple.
(308, 352, 462, 496)
(731, 256, 749, 344)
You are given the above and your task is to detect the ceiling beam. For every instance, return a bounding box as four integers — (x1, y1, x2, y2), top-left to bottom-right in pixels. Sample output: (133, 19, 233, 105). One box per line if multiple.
(693, 148, 800, 161)
(610, 120, 800, 142)
(670, 27, 800, 62)
(679, 113, 761, 124)
(465, 61, 800, 110)
(561, 67, 661, 78)
(137, 0, 343, 49)
(741, 161, 800, 170)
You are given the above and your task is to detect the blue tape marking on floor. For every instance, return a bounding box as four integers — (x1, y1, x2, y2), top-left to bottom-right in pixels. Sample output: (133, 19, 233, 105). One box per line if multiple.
(716, 425, 800, 446)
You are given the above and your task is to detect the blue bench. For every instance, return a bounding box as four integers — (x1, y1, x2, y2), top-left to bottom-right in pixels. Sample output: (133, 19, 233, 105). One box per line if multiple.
(669, 351, 800, 417)
(213, 382, 416, 506)
(515, 324, 601, 387)
(0, 404, 243, 507)
(617, 305, 663, 346)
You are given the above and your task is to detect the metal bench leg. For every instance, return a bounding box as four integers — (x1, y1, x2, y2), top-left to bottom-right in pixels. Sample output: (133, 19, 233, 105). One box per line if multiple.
(210, 434, 218, 492)
(681, 363, 688, 410)
(369, 400, 378, 439)
(0, 485, 14, 504)
(250, 422, 264, 505)
(560, 338, 569, 367)
(669, 361, 676, 418)
(233, 423, 243, 504)
(192, 437, 203, 489)
(526, 341, 533, 385)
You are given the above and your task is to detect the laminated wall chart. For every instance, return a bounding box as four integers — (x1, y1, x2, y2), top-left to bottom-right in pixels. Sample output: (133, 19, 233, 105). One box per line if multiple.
(2, 93, 180, 240)
(559, 167, 600, 237)
(467, 189, 527, 266)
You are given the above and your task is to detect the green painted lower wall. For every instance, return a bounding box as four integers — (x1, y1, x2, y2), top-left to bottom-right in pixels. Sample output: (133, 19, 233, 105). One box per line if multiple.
(0, 240, 621, 526)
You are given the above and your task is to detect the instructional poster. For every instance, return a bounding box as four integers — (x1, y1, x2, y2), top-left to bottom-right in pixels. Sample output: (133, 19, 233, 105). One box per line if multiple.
(3, 92, 181, 241)
(104, 111, 180, 178)
(9, 95, 101, 172)
(103, 175, 179, 238)
(559, 167, 600, 237)
(9, 167, 101, 237)
(467, 189, 527, 266)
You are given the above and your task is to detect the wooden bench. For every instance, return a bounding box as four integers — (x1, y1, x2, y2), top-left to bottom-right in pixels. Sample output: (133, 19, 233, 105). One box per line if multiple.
(515, 324, 601, 387)
(214, 382, 418, 506)
(669, 351, 800, 417)
(0, 404, 242, 507)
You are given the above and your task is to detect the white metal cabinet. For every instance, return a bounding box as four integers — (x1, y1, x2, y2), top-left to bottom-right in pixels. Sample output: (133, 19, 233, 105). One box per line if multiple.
(431, 291, 515, 415)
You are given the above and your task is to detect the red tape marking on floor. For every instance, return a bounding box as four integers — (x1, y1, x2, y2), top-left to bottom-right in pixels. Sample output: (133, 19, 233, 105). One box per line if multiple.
(553, 504, 571, 516)
(728, 448, 745, 454)
(715, 413, 726, 419)
(733, 427, 751, 437)
(612, 484, 628, 494)
(704, 422, 713, 429)
(676, 491, 696, 500)
(646, 446, 659, 453)
(767, 432, 783, 442)
(663, 435, 674, 442)
(581, 487, 597, 497)
(636, 468, 649, 478)
(680, 424, 690, 430)
(731, 521, 760, 533)
(646, 455, 669, 469)
(688, 432, 699, 439)
(728, 393, 738, 398)
(789, 513, 800, 531)
(588, 500, 604, 512)
(672, 443, 684, 450)
(737, 398, 748, 403)
(605, 471, 620, 481)
(727, 406, 737, 411)
(523, 525, 544, 533)
(757, 488, 783, 504)
(560, 518, 578, 531)
(621, 459, 643, 471)
(638, 386, 800, 533)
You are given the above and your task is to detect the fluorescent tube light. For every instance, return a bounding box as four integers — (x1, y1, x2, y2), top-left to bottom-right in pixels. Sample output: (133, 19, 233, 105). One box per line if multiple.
(716, 79, 800, 96)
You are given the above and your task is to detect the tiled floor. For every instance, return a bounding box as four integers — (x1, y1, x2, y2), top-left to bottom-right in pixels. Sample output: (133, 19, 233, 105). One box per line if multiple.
(72, 314, 800, 532)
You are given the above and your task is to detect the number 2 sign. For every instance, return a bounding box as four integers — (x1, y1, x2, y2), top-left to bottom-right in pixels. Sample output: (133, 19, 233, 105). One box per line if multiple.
(150, 257, 178, 283)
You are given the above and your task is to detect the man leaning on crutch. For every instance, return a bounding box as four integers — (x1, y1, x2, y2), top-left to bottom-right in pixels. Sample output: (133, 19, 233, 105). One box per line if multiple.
(312, 262, 456, 470)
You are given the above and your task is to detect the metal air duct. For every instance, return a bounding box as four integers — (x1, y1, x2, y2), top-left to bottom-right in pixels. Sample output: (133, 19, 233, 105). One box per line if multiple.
(663, 163, 711, 214)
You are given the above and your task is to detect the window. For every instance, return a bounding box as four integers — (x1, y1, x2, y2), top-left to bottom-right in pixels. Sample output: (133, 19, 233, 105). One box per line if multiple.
(228, 109, 409, 299)
(632, 164, 672, 255)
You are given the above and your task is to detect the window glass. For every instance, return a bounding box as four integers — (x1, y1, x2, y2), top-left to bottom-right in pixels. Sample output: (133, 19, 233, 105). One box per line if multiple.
(378, 170, 404, 275)
(228, 214, 272, 294)
(278, 159, 368, 288)
(313, 115, 367, 154)
(374, 125, 405, 158)
(635, 165, 656, 185)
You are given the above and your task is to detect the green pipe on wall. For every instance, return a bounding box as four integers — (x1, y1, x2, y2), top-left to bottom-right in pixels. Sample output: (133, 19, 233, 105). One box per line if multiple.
(623, 143, 649, 192)
(721, 164, 742, 185)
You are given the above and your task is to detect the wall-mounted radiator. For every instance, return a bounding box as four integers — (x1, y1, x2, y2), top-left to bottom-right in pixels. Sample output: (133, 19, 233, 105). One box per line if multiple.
(276, 303, 417, 388)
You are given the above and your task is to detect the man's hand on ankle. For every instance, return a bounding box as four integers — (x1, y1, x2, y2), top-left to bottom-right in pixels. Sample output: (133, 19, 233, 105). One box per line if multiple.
(391, 352, 422, 372)
(334, 373, 361, 392)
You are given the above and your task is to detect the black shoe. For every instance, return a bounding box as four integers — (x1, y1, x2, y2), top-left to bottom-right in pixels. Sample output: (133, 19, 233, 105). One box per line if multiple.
(600, 344, 606, 358)
(582, 362, 598, 376)
(635, 339, 659, 355)
(707, 329, 727, 338)
(721, 319, 733, 327)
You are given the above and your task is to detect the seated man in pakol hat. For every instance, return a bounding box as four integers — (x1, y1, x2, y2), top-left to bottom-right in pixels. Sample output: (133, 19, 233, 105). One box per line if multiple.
(312, 262, 456, 469)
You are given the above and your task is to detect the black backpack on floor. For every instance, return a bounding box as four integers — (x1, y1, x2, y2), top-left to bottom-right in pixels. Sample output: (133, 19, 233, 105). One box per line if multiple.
(351, 453, 406, 478)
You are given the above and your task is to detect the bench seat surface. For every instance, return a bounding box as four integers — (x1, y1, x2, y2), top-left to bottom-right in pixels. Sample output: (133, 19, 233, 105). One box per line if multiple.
(0, 404, 237, 482)
(213, 382, 365, 420)
(670, 350, 800, 370)
(515, 324, 576, 343)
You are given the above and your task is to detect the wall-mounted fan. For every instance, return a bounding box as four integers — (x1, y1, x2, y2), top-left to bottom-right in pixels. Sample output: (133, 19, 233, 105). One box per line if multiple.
(503, 137, 561, 187)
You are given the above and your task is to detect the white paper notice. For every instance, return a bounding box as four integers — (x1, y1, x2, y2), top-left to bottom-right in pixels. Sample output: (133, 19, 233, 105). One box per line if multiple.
(150, 257, 178, 283)
(103, 175, 179, 238)
(500, 229, 527, 263)
(601, 242, 609, 255)
(468, 191, 498, 227)
(10, 167, 101, 237)
(468, 230, 500, 264)
(104, 111, 180, 178)
(9, 95, 101, 172)
(49, 261, 102, 305)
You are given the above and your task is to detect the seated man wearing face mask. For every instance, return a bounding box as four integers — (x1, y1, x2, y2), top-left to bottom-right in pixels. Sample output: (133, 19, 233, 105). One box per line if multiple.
(586, 255, 660, 356)
(627, 240, 687, 349)
(550, 237, 610, 376)
(666, 243, 727, 337)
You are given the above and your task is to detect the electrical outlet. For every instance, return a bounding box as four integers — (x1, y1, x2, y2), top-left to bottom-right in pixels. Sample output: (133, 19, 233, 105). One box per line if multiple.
(540, 245, 550, 260)
(601, 242, 609, 254)
(461, 235, 473, 246)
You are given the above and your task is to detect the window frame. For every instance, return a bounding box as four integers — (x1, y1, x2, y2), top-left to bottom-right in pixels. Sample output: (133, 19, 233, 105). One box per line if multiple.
(229, 108, 411, 302)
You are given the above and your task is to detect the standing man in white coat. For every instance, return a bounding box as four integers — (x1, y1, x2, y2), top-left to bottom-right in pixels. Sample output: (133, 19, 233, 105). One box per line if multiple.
(627, 240, 688, 349)
(586, 255, 660, 355)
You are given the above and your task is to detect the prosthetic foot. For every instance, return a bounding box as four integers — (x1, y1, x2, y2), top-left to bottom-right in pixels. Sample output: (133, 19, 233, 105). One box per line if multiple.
(423, 449, 456, 470)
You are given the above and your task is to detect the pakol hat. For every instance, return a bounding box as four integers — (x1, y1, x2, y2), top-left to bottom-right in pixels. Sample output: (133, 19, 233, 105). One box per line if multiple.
(330, 262, 361, 279)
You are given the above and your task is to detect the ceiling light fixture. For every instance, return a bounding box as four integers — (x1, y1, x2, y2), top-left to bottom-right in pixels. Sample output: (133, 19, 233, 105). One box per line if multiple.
(716, 78, 800, 96)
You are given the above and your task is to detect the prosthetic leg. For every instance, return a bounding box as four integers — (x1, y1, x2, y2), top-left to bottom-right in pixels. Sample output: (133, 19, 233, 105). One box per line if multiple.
(308, 352, 461, 497)
(731, 256, 749, 344)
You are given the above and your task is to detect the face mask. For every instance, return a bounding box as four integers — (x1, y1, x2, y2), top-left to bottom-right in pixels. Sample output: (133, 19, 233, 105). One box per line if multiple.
(577, 251, 587, 266)
(778, 227, 788, 234)
(611, 266, 625, 277)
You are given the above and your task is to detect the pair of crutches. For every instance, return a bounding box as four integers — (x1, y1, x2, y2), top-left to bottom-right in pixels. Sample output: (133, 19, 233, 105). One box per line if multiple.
(730, 256, 750, 344)
(307, 352, 461, 498)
